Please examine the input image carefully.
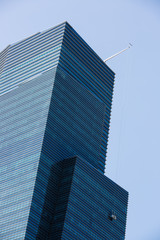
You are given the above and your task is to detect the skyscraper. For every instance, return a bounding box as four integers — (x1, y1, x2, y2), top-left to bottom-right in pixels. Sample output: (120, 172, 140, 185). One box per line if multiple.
(0, 22, 128, 239)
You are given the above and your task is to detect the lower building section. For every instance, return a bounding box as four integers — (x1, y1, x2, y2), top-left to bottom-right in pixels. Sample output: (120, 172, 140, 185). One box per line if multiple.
(32, 156, 128, 240)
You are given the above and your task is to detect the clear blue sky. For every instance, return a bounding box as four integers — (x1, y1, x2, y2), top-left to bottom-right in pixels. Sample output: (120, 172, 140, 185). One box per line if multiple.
(1, 0, 160, 239)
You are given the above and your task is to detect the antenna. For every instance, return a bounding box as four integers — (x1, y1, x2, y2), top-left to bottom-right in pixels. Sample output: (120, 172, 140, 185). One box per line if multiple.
(104, 43, 132, 62)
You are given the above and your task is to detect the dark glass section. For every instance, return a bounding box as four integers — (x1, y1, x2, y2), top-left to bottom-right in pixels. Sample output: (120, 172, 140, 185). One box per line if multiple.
(59, 22, 115, 172)
(36, 161, 64, 239)
(61, 157, 128, 240)
(48, 158, 76, 239)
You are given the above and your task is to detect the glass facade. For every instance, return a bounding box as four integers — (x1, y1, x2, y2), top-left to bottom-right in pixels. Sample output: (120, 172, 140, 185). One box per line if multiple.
(0, 22, 128, 239)
(50, 157, 128, 240)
